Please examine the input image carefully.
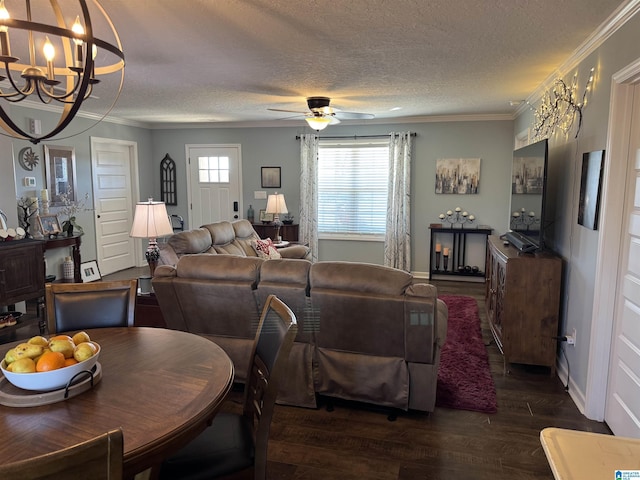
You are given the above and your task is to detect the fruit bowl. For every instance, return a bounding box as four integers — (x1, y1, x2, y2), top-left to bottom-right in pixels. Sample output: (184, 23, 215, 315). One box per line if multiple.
(0, 343, 100, 392)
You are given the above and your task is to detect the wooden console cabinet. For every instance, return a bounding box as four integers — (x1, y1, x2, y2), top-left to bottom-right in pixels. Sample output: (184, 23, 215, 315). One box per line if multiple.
(252, 223, 299, 242)
(485, 235, 562, 373)
(0, 239, 45, 306)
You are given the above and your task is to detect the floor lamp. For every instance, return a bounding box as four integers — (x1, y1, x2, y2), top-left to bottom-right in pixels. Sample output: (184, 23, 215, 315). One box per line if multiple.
(265, 192, 288, 243)
(129, 199, 173, 292)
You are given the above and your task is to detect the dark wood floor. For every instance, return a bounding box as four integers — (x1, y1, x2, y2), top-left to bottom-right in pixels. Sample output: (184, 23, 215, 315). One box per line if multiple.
(221, 279, 609, 480)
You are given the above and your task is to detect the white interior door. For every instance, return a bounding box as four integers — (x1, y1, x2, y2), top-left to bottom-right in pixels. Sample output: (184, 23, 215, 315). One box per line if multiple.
(91, 138, 139, 276)
(605, 83, 640, 438)
(186, 144, 242, 227)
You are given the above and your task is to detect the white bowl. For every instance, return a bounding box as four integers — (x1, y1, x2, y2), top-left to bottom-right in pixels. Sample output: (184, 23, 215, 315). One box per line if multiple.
(0, 343, 100, 392)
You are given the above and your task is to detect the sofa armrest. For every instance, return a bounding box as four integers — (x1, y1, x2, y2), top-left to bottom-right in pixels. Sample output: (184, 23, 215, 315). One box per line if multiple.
(154, 264, 177, 277)
(158, 243, 180, 267)
(403, 283, 446, 363)
(278, 244, 311, 260)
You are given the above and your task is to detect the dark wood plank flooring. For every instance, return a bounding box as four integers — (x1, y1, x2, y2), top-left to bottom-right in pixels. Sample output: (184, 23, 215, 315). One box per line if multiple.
(221, 279, 610, 480)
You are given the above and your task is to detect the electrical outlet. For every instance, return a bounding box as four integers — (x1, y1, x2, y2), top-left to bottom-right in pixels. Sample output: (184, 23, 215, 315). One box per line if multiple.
(566, 328, 576, 346)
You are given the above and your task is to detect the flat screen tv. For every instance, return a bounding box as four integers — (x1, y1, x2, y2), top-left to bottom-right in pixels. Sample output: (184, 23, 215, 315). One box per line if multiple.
(505, 139, 549, 253)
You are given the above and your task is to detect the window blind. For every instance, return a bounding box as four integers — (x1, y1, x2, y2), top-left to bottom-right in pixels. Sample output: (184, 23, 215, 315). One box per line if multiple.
(318, 141, 389, 237)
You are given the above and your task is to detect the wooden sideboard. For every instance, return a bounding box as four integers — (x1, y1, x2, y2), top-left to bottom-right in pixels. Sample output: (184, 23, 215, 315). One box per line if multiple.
(0, 239, 45, 307)
(485, 235, 562, 374)
(252, 223, 299, 242)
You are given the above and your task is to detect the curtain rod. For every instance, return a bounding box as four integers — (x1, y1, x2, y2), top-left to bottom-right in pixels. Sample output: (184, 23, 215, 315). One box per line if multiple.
(295, 132, 417, 140)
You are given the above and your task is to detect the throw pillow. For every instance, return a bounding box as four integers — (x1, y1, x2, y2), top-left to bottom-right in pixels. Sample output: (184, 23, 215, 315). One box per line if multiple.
(251, 238, 282, 260)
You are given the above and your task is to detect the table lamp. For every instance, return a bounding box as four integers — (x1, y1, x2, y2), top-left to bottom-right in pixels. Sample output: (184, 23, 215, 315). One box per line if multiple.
(129, 198, 173, 278)
(265, 192, 288, 243)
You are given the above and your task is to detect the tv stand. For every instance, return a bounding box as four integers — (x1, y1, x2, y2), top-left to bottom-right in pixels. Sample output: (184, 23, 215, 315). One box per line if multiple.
(485, 235, 562, 374)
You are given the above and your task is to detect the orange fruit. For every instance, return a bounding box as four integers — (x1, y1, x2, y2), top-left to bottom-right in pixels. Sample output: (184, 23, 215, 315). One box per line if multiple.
(36, 351, 66, 372)
(64, 358, 78, 367)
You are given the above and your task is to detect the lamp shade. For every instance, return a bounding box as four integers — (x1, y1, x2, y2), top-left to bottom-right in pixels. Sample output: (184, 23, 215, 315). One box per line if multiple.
(265, 193, 288, 215)
(305, 116, 331, 131)
(129, 199, 173, 239)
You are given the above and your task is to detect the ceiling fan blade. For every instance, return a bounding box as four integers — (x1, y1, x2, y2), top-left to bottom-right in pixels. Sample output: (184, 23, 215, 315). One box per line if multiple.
(267, 108, 309, 114)
(329, 116, 341, 125)
(334, 111, 375, 120)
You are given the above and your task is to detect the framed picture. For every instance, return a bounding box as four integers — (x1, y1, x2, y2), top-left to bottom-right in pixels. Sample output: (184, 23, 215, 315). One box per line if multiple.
(435, 158, 481, 194)
(578, 150, 605, 230)
(45, 145, 77, 207)
(259, 209, 274, 223)
(261, 166, 281, 188)
(37, 214, 62, 236)
(80, 260, 102, 283)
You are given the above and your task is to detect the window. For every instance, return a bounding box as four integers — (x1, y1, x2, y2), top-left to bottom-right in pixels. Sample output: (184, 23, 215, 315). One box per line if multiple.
(318, 139, 389, 239)
(198, 156, 229, 183)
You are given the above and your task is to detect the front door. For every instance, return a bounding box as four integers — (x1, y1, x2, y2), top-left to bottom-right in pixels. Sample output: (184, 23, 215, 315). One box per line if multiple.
(90, 138, 138, 276)
(605, 82, 640, 438)
(186, 144, 242, 228)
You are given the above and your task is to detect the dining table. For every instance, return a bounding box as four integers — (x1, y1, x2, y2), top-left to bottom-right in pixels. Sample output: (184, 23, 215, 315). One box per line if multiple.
(0, 326, 235, 479)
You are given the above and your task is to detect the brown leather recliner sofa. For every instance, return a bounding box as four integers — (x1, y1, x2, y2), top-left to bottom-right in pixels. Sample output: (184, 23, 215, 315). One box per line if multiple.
(157, 219, 311, 266)
(151, 255, 448, 413)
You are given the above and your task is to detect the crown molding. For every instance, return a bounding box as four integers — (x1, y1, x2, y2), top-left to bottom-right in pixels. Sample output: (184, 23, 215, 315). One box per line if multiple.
(521, 0, 640, 113)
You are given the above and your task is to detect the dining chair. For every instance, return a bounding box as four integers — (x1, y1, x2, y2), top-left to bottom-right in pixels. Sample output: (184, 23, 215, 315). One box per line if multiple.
(159, 294, 298, 480)
(0, 428, 123, 479)
(46, 279, 137, 334)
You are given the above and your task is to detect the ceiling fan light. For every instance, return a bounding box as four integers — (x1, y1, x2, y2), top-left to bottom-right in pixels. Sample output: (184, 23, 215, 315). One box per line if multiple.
(305, 116, 331, 131)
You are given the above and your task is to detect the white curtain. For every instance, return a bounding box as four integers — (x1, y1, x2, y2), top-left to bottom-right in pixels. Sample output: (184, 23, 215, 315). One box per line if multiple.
(299, 133, 319, 263)
(384, 132, 412, 271)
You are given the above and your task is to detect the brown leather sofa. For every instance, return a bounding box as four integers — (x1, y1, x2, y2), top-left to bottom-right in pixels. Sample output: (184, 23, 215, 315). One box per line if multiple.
(158, 219, 311, 266)
(152, 255, 448, 413)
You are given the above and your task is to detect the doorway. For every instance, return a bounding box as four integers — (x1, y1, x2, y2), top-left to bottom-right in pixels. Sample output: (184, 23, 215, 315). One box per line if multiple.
(185, 144, 242, 228)
(589, 59, 640, 437)
(90, 137, 139, 276)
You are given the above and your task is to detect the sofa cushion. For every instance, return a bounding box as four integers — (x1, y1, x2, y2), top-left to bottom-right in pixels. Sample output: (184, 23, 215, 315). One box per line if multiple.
(310, 261, 412, 296)
(176, 254, 263, 282)
(251, 238, 281, 259)
(203, 221, 247, 256)
(167, 228, 212, 256)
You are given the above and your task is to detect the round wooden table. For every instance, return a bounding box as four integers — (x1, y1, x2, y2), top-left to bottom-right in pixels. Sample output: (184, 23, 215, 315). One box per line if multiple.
(0, 327, 235, 479)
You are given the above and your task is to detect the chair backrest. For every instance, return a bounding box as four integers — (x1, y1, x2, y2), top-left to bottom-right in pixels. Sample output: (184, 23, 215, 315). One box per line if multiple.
(244, 294, 297, 480)
(0, 428, 124, 480)
(46, 280, 137, 334)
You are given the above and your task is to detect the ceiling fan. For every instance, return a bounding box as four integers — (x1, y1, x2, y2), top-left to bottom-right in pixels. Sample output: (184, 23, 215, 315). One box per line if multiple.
(268, 96, 374, 130)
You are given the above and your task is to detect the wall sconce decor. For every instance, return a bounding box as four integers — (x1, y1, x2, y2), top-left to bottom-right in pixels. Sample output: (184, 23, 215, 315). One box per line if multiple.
(529, 67, 594, 140)
(438, 207, 476, 229)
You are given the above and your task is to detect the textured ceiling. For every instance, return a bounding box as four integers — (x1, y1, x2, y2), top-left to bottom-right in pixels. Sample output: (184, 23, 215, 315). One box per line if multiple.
(86, 0, 627, 127)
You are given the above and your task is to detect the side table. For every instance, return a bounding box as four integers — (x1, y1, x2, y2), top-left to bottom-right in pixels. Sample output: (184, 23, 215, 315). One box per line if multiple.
(134, 292, 166, 328)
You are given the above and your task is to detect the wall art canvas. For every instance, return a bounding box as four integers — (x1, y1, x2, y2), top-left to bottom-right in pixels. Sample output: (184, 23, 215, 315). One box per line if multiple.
(435, 158, 481, 194)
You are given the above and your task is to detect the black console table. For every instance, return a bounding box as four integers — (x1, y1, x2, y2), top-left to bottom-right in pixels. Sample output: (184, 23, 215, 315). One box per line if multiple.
(44, 234, 82, 283)
(429, 226, 492, 280)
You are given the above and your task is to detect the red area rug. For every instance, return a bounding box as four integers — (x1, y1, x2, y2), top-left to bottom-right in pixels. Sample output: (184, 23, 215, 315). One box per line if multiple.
(436, 295, 497, 413)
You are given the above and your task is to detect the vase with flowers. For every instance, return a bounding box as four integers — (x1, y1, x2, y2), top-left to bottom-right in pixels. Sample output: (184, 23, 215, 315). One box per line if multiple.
(58, 191, 92, 237)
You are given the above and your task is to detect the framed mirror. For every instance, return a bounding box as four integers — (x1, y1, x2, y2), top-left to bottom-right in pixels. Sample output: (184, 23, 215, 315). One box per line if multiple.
(45, 145, 77, 207)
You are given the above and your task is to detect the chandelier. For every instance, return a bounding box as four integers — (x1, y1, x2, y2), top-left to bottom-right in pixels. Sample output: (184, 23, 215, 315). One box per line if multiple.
(0, 0, 124, 143)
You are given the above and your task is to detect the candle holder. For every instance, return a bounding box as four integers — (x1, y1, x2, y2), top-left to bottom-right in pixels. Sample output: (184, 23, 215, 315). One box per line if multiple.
(443, 254, 449, 272)
(435, 251, 441, 271)
(438, 207, 476, 229)
(510, 208, 539, 231)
